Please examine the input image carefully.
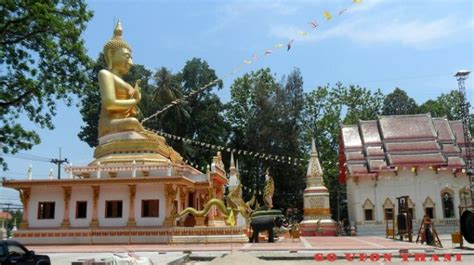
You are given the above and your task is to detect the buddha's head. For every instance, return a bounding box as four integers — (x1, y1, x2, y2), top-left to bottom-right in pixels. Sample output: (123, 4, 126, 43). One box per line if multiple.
(103, 21, 133, 75)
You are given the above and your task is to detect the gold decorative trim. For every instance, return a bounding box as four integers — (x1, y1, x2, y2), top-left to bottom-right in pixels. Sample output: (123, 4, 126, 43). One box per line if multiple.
(3, 176, 195, 188)
(304, 208, 331, 215)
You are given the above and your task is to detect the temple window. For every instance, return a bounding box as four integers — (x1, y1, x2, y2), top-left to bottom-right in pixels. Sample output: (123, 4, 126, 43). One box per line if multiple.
(441, 192, 454, 218)
(425, 207, 434, 219)
(362, 199, 375, 221)
(141, 200, 159, 217)
(76, 201, 88, 219)
(365, 209, 374, 221)
(105, 200, 123, 218)
(37, 202, 55, 219)
(384, 208, 393, 220)
(423, 197, 436, 219)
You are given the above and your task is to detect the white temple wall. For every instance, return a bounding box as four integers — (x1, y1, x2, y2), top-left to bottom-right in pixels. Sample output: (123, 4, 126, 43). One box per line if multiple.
(135, 184, 165, 226)
(70, 186, 93, 227)
(346, 169, 469, 225)
(29, 186, 64, 228)
(98, 185, 129, 227)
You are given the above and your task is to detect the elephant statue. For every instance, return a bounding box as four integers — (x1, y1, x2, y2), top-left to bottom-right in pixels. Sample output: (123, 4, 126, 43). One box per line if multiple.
(249, 215, 285, 243)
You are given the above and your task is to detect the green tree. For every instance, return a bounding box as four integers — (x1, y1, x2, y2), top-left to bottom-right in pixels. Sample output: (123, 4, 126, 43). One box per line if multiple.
(176, 58, 228, 167)
(226, 68, 306, 216)
(382, 87, 418, 115)
(418, 90, 464, 120)
(0, 0, 93, 169)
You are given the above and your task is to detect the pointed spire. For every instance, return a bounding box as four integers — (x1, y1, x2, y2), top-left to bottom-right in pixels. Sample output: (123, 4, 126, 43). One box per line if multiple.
(306, 138, 324, 182)
(311, 138, 318, 156)
(229, 152, 236, 172)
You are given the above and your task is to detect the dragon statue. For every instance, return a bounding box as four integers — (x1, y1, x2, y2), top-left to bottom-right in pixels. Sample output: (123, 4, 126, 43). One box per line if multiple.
(174, 183, 255, 226)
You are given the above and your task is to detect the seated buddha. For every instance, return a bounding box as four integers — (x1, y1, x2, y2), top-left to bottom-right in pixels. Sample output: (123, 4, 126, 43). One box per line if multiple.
(93, 21, 182, 164)
(98, 21, 144, 140)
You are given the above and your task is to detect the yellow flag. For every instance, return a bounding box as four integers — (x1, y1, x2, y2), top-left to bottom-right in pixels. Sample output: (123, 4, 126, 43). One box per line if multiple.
(274, 43, 284, 48)
(243, 59, 251, 64)
(323, 11, 332, 21)
(298, 31, 309, 36)
(353, 0, 362, 3)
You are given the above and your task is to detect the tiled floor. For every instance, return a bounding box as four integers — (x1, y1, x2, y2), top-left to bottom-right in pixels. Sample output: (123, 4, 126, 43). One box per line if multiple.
(27, 236, 438, 253)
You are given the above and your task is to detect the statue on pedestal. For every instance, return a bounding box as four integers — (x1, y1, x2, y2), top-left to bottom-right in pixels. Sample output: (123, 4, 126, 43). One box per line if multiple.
(263, 168, 274, 209)
(98, 21, 144, 138)
(92, 21, 182, 164)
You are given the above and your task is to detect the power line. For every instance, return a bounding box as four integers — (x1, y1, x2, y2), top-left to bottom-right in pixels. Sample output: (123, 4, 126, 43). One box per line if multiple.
(2, 153, 51, 163)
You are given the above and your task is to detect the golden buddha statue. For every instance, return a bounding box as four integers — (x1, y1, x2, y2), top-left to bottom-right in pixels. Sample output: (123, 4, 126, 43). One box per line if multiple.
(98, 21, 144, 138)
(92, 21, 183, 164)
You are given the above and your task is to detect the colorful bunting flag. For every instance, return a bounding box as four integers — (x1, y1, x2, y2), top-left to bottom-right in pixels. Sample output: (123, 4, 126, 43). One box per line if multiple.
(298, 31, 309, 36)
(338, 9, 347, 16)
(274, 43, 284, 48)
(308, 21, 318, 28)
(323, 11, 332, 21)
(287, 39, 294, 51)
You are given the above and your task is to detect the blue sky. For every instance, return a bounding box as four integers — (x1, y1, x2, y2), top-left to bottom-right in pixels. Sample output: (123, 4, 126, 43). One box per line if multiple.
(1, 0, 473, 204)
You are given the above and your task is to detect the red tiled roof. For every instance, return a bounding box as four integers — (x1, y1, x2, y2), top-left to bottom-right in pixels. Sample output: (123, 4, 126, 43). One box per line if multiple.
(347, 164, 369, 175)
(387, 153, 446, 165)
(345, 151, 365, 161)
(378, 114, 437, 141)
(341, 125, 363, 149)
(384, 141, 440, 152)
(359, 121, 381, 145)
(449, 121, 467, 145)
(339, 114, 471, 183)
(367, 159, 387, 171)
(447, 157, 465, 167)
(433, 118, 456, 142)
(441, 144, 461, 154)
(366, 146, 384, 157)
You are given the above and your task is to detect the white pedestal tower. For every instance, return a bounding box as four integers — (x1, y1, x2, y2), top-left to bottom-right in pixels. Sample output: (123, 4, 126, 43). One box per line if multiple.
(300, 138, 337, 236)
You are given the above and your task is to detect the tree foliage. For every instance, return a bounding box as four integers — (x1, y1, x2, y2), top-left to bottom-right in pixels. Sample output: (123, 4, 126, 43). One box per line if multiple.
(382, 87, 418, 115)
(226, 68, 306, 217)
(0, 0, 93, 169)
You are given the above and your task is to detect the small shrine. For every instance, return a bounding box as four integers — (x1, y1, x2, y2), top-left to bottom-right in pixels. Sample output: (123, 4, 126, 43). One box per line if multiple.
(300, 138, 337, 236)
(1, 22, 247, 244)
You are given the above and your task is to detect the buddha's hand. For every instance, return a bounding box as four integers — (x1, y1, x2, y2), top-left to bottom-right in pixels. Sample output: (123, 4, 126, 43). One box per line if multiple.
(133, 79, 142, 102)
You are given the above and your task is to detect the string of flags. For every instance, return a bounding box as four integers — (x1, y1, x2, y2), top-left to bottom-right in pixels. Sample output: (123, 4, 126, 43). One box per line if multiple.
(140, 0, 363, 125)
(145, 127, 307, 167)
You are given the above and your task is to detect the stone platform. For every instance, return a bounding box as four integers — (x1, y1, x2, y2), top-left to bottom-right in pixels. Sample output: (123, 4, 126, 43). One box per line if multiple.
(13, 226, 247, 245)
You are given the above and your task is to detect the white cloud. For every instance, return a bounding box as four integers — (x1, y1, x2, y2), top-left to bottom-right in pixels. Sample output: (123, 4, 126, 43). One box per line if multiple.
(270, 16, 471, 49)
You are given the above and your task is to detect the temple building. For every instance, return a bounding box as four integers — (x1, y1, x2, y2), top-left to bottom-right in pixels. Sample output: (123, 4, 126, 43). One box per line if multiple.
(339, 114, 472, 230)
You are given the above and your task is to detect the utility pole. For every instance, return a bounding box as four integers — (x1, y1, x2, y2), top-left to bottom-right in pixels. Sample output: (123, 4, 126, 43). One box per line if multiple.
(50, 147, 68, 180)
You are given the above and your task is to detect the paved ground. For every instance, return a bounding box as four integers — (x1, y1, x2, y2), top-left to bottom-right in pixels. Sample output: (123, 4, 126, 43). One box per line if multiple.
(26, 234, 474, 264)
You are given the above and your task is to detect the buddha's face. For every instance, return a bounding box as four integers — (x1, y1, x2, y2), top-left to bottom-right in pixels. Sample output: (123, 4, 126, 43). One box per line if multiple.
(110, 47, 133, 75)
